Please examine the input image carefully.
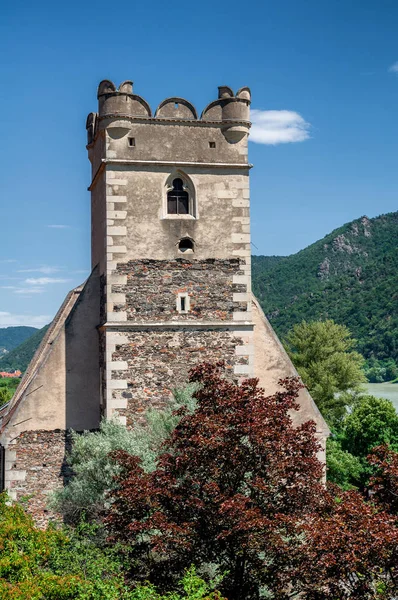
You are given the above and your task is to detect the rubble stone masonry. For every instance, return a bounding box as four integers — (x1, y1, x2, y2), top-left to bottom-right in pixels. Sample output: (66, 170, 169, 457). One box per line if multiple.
(7, 430, 71, 527)
(109, 328, 245, 427)
(112, 258, 248, 321)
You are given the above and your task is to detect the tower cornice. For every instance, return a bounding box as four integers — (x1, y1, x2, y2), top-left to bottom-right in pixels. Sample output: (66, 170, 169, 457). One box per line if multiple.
(88, 159, 253, 191)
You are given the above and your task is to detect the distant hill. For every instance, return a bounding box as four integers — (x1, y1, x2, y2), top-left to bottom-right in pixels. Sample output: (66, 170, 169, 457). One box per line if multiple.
(252, 211, 398, 362)
(0, 325, 49, 372)
(0, 326, 38, 354)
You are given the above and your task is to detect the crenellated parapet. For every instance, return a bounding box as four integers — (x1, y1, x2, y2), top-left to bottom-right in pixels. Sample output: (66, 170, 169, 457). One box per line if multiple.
(86, 80, 251, 145)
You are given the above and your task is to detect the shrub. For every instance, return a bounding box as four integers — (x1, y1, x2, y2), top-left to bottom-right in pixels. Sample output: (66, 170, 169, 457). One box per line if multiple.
(0, 495, 131, 599)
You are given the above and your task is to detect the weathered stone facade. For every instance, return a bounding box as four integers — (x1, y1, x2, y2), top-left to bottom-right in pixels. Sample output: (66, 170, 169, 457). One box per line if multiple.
(113, 258, 247, 321)
(0, 79, 329, 525)
(109, 328, 244, 426)
(8, 430, 71, 527)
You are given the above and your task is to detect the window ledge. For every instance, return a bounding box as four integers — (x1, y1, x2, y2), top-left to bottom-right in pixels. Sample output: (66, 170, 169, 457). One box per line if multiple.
(162, 214, 197, 220)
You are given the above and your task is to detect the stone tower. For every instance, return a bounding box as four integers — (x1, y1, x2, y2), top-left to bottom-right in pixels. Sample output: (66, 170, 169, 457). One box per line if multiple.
(0, 80, 329, 524)
(86, 80, 255, 424)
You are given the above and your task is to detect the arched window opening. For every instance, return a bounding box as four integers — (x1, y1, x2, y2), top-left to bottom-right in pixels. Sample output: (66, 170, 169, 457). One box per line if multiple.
(167, 178, 189, 215)
(178, 238, 194, 253)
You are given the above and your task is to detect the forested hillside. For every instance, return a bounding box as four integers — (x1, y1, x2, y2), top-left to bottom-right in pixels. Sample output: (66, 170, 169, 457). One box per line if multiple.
(0, 326, 38, 355)
(0, 325, 49, 372)
(252, 211, 398, 362)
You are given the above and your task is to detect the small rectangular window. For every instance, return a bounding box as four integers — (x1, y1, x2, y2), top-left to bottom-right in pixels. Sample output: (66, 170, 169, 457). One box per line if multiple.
(128, 137, 135, 147)
(209, 141, 216, 148)
(177, 293, 189, 313)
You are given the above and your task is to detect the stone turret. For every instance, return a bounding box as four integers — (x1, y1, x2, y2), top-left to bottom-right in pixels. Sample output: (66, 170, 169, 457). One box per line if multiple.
(87, 80, 251, 146)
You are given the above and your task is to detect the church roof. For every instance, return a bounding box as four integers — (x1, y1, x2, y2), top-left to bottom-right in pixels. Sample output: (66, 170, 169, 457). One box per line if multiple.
(0, 284, 84, 433)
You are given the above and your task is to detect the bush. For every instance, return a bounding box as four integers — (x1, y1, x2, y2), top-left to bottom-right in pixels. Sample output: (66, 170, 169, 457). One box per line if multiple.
(130, 567, 226, 600)
(0, 495, 132, 600)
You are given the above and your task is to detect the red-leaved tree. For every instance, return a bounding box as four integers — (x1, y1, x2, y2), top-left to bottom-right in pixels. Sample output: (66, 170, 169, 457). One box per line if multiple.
(106, 363, 398, 599)
(368, 444, 398, 515)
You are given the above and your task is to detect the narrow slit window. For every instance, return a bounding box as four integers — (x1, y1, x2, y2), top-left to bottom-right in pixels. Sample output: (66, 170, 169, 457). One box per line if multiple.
(128, 137, 135, 147)
(175, 102, 179, 108)
(177, 293, 190, 313)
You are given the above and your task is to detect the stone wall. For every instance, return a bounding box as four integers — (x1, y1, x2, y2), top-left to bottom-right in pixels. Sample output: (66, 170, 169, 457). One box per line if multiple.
(7, 430, 71, 527)
(108, 328, 245, 427)
(111, 258, 247, 322)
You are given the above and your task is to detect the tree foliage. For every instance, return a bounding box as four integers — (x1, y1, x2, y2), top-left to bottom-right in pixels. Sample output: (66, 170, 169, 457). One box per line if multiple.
(285, 319, 366, 423)
(0, 377, 20, 406)
(342, 395, 398, 458)
(0, 494, 222, 600)
(51, 385, 198, 524)
(105, 363, 398, 599)
(368, 444, 398, 515)
(0, 326, 38, 354)
(0, 325, 49, 373)
(0, 495, 132, 599)
(326, 394, 398, 489)
(252, 211, 398, 364)
(106, 363, 324, 597)
(326, 439, 363, 490)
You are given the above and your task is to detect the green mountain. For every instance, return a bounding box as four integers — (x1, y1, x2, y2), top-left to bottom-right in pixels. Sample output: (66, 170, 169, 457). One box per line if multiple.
(0, 326, 38, 355)
(252, 211, 398, 362)
(0, 325, 49, 372)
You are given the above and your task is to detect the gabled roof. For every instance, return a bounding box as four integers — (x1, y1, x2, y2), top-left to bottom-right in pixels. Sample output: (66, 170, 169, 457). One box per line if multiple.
(0, 284, 84, 433)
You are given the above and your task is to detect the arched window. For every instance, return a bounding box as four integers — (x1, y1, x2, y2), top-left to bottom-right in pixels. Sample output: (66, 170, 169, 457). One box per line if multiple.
(167, 178, 189, 215)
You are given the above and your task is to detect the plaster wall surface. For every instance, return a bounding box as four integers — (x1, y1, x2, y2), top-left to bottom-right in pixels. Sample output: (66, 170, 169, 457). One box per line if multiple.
(104, 166, 250, 261)
(104, 121, 248, 164)
(0, 270, 101, 512)
(252, 298, 330, 459)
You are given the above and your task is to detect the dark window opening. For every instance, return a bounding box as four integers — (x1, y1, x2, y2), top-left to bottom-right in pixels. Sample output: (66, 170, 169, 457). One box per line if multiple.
(128, 137, 135, 147)
(180, 296, 186, 312)
(209, 141, 216, 148)
(168, 178, 189, 215)
(178, 238, 194, 252)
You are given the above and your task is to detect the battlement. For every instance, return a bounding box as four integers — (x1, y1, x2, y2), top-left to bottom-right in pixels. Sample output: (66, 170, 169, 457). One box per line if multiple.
(87, 80, 251, 145)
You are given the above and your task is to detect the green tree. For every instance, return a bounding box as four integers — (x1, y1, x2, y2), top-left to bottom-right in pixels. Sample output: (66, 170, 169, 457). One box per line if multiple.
(0, 387, 12, 407)
(342, 394, 398, 458)
(50, 385, 198, 524)
(285, 319, 366, 424)
(326, 438, 363, 489)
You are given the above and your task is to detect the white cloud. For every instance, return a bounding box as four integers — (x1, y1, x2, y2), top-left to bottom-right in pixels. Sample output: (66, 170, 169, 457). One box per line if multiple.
(47, 225, 70, 229)
(0, 259, 17, 264)
(25, 277, 70, 285)
(250, 109, 311, 145)
(14, 288, 45, 294)
(0, 311, 51, 327)
(388, 62, 398, 73)
(18, 266, 61, 274)
(0, 286, 17, 290)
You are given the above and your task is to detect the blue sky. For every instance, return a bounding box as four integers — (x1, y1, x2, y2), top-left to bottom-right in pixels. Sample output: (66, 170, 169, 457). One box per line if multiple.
(0, 0, 397, 327)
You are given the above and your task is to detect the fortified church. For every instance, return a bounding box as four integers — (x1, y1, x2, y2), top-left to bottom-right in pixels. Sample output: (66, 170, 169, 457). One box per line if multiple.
(0, 81, 329, 523)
